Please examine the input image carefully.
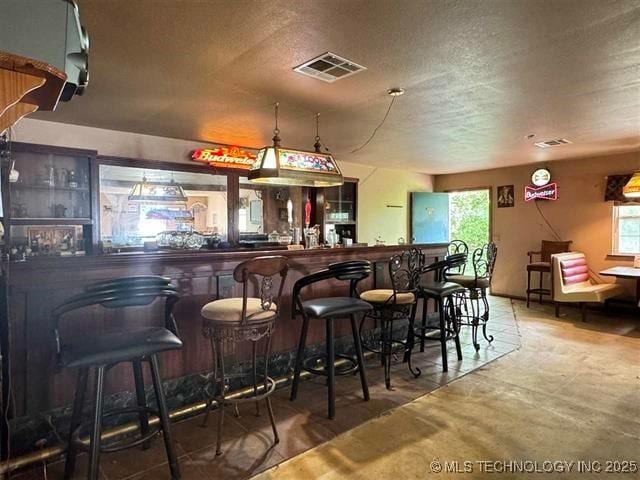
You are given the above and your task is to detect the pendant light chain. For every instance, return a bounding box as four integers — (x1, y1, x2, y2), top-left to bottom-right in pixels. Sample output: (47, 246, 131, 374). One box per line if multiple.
(314, 113, 322, 153)
(272, 102, 281, 147)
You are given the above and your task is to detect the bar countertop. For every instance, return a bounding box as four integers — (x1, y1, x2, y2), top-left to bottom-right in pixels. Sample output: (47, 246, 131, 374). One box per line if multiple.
(9, 243, 447, 272)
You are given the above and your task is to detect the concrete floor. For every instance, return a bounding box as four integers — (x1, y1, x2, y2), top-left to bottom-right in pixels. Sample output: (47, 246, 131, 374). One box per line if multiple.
(255, 299, 640, 480)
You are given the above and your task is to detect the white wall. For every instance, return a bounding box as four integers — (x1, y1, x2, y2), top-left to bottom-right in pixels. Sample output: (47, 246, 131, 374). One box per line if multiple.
(13, 119, 433, 244)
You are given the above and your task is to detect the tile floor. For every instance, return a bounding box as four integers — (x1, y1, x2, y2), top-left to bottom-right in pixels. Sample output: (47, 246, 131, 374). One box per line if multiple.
(11, 296, 521, 480)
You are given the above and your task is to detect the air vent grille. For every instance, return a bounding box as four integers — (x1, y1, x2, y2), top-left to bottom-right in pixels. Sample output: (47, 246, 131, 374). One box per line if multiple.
(534, 138, 572, 148)
(293, 52, 366, 83)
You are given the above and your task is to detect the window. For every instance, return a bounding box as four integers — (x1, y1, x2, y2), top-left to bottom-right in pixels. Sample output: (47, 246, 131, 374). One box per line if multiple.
(613, 205, 640, 254)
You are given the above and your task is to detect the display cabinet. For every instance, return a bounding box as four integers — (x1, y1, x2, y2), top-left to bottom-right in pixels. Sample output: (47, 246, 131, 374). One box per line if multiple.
(322, 179, 357, 243)
(5, 143, 97, 258)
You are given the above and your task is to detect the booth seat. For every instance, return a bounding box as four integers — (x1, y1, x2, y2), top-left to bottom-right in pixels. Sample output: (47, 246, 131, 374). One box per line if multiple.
(551, 252, 624, 321)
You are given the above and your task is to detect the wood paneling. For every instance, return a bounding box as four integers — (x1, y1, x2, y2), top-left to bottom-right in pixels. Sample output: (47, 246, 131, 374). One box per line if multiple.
(8, 244, 446, 415)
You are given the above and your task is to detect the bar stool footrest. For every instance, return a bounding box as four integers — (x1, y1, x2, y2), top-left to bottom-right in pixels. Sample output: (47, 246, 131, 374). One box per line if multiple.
(71, 406, 161, 454)
(303, 354, 358, 376)
(209, 376, 277, 406)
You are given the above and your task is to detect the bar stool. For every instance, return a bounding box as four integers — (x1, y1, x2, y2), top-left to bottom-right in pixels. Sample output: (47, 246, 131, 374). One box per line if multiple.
(359, 249, 421, 390)
(406, 254, 466, 373)
(448, 243, 498, 351)
(200, 256, 288, 455)
(526, 240, 572, 307)
(290, 260, 373, 419)
(53, 276, 182, 480)
(416, 240, 468, 353)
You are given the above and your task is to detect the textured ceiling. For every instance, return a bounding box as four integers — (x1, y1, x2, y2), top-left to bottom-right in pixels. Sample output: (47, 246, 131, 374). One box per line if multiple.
(35, 0, 640, 174)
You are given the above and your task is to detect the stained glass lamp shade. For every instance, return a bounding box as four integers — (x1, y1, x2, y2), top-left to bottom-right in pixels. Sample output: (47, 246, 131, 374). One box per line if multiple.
(128, 178, 188, 203)
(623, 172, 640, 199)
(248, 146, 344, 187)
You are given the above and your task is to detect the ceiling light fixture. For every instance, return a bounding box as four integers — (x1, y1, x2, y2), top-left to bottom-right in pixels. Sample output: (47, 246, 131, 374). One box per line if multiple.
(387, 87, 405, 96)
(623, 171, 640, 198)
(128, 174, 188, 203)
(248, 103, 344, 187)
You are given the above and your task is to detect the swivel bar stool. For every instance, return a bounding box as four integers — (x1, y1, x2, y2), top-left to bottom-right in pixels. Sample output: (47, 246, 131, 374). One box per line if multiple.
(406, 254, 466, 373)
(200, 256, 288, 455)
(53, 276, 182, 480)
(359, 248, 421, 389)
(290, 260, 372, 419)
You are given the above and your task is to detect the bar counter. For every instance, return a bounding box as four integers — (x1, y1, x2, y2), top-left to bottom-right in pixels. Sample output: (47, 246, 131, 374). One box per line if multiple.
(8, 243, 447, 424)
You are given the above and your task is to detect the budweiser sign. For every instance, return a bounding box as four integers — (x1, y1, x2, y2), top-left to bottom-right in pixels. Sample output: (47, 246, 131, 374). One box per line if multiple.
(524, 183, 558, 202)
(191, 146, 257, 170)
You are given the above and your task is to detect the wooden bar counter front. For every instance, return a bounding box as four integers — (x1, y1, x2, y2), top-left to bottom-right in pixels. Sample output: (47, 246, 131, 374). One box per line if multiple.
(8, 244, 446, 427)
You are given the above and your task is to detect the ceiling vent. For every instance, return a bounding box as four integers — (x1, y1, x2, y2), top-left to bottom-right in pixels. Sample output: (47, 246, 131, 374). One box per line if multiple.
(534, 138, 572, 148)
(293, 52, 366, 83)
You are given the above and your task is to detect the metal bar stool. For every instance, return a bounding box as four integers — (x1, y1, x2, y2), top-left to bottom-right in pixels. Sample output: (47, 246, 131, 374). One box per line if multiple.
(200, 256, 288, 455)
(290, 260, 373, 419)
(448, 243, 498, 351)
(417, 240, 469, 353)
(53, 276, 183, 480)
(406, 254, 466, 373)
(359, 249, 421, 390)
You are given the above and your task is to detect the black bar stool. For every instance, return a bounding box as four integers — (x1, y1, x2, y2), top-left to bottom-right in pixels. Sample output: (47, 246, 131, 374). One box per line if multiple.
(52, 276, 183, 480)
(447, 243, 498, 350)
(406, 254, 466, 373)
(359, 249, 421, 389)
(290, 260, 373, 419)
(200, 256, 288, 455)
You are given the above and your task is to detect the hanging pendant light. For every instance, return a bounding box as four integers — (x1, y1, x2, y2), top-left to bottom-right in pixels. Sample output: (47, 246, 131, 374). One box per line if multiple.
(623, 171, 640, 198)
(128, 174, 188, 203)
(248, 103, 344, 187)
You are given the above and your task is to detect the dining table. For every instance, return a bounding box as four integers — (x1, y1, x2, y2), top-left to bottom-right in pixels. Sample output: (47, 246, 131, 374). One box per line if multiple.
(599, 266, 640, 302)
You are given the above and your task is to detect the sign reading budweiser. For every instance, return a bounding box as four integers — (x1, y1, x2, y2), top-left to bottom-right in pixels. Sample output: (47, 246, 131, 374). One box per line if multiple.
(525, 183, 558, 202)
(191, 146, 257, 170)
(524, 168, 558, 202)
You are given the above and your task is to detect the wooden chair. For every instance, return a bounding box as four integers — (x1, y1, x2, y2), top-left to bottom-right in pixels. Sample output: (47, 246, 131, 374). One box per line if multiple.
(526, 240, 572, 307)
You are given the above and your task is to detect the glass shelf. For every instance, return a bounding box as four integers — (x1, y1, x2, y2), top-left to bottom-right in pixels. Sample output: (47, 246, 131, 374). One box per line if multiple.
(9, 149, 91, 221)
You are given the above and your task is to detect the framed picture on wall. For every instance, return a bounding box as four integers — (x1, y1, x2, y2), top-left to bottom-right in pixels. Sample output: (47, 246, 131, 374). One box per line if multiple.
(497, 185, 515, 208)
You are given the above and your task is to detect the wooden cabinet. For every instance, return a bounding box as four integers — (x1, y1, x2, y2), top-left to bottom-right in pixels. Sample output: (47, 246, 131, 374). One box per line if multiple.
(5, 143, 97, 257)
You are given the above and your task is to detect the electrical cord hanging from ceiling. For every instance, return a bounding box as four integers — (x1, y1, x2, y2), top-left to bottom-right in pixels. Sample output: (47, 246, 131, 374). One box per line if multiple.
(350, 95, 396, 154)
(534, 200, 563, 241)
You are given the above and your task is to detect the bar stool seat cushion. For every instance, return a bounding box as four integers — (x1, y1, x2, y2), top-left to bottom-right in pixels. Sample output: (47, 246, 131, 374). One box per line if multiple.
(302, 297, 373, 319)
(201, 297, 277, 323)
(526, 261, 551, 272)
(420, 281, 465, 298)
(447, 275, 490, 289)
(60, 327, 182, 368)
(360, 289, 415, 305)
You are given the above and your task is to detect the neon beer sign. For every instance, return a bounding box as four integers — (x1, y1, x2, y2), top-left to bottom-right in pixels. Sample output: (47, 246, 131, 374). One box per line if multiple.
(191, 146, 257, 170)
(525, 168, 558, 202)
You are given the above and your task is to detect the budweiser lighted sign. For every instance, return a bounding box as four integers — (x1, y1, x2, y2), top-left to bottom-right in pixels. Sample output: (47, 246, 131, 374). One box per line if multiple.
(191, 146, 257, 170)
(525, 168, 557, 202)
